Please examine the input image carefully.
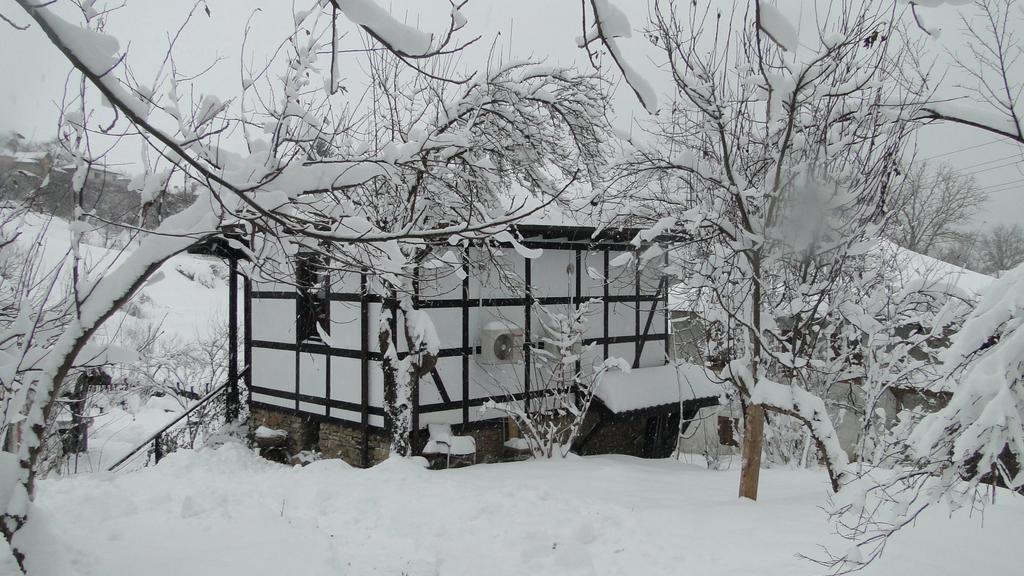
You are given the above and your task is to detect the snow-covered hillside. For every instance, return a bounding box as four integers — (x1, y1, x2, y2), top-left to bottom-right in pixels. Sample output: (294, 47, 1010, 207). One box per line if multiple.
(4, 441, 1021, 576)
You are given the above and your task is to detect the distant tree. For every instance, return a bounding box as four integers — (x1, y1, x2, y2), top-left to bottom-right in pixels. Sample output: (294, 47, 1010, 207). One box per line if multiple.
(978, 223, 1024, 274)
(888, 162, 986, 256)
(936, 231, 982, 270)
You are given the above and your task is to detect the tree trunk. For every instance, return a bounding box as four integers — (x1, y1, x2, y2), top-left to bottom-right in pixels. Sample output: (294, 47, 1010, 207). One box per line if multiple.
(738, 403, 765, 500)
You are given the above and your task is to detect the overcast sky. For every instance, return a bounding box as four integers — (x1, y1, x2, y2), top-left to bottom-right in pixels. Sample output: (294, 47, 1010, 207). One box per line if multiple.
(1, 0, 1021, 231)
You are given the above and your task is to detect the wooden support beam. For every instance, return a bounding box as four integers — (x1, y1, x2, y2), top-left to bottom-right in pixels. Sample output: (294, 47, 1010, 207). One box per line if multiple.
(603, 249, 610, 359)
(462, 250, 470, 425)
(524, 257, 532, 413)
(360, 269, 370, 467)
(227, 256, 239, 422)
(633, 258, 641, 369)
(243, 275, 252, 406)
(634, 277, 667, 368)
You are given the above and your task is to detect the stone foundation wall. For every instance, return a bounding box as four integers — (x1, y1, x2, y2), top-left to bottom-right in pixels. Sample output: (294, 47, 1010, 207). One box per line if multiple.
(250, 406, 319, 456)
(253, 405, 676, 467)
(319, 420, 390, 467)
(575, 411, 646, 457)
(575, 409, 680, 458)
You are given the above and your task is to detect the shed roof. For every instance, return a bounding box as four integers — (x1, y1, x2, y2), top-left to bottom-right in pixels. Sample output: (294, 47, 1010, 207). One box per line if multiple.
(595, 363, 722, 414)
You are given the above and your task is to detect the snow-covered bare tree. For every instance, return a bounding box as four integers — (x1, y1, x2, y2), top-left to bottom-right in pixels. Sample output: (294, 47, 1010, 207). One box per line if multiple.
(978, 223, 1024, 274)
(820, 0, 1024, 571)
(2, 1, 614, 569)
(888, 162, 986, 256)
(917, 0, 1024, 142)
(611, 0, 930, 499)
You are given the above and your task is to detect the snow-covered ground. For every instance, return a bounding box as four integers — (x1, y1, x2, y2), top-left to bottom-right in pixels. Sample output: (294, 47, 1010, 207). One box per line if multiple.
(6, 443, 1021, 576)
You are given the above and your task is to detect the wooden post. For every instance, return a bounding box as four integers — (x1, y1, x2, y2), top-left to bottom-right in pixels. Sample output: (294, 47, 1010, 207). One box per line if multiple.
(226, 256, 239, 422)
(602, 249, 609, 358)
(243, 275, 252, 406)
(524, 257, 532, 413)
(738, 403, 765, 500)
(359, 269, 370, 467)
(461, 250, 470, 426)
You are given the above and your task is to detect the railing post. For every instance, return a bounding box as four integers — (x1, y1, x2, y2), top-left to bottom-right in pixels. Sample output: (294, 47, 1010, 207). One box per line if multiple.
(153, 433, 163, 464)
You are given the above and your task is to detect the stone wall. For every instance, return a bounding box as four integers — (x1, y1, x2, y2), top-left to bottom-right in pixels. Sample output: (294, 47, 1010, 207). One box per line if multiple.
(576, 411, 645, 457)
(250, 406, 319, 457)
(319, 419, 389, 467)
(575, 409, 680, 458)
(253, 405, 685, 467)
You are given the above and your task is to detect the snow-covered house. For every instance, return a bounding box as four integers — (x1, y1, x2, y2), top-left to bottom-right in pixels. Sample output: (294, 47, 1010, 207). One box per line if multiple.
(240, 214, 719, 466)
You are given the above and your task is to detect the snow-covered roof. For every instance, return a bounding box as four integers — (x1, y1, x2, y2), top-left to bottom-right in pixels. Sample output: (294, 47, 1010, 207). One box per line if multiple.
(878, 240, 993, 299)
(501, 182, 676, 242)
(668, 241, 994, 312)
(595, 363, 721, 414)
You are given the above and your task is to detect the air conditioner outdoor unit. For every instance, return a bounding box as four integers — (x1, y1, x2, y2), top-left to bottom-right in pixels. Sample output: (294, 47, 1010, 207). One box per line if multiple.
(480, 321, 525, 365)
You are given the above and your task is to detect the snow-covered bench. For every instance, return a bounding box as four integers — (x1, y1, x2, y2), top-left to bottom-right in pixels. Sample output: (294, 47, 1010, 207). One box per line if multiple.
(422, 424, 476, 468)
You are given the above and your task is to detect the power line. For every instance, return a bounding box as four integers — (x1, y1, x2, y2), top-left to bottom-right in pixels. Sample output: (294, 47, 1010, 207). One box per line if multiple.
(956, 153, 1023, 175)
(918, 137, 1009, 161)
(962, 159, 1024, 178)
(976, 177, 1024, 194)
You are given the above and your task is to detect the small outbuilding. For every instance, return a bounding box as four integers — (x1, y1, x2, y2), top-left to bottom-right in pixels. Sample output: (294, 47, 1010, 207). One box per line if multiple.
(241, 212, 718, 466)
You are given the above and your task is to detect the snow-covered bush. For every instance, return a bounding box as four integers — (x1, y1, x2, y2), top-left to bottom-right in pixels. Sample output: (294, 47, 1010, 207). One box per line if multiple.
(484, 300, 630, 458)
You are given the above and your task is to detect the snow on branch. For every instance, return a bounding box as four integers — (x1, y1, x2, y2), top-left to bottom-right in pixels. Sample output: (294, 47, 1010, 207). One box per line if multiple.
(910, 263, 1024, 490)
(752, 379, 851, 492)
(582, 0, 658, 114)
(28, 3, 150, 121)
(756, 1, 799, 52)
(333, 0, 433, 57)
(917, 101, 1024, 144)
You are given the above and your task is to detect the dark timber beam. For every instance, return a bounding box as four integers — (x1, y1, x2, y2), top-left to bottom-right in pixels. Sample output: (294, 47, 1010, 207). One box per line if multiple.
(227, 256, 240, 422)
(360, 269, 370, 467)
(603, 249, 610, 359)
(461, 250, 470, 425)
(524, 257, 532, 413)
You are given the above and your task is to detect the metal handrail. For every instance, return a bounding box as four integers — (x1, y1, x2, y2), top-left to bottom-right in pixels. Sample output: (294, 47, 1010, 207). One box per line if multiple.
(107, 367, 247, 472)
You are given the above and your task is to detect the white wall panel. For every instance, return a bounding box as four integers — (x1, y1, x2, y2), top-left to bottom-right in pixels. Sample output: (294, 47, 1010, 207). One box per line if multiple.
(327, 301, 362, 350)
(331, 270, 361, 294)
(252, 393, 292, 410)
(298, 352, 327, 398)
(299, 401, 326, 415)
(252, 347, 294, 392)
(638, 337, 669, 368)
(608, 342, 637, 366)
(332, 408, 362, 423)
(419, 265, 464, 299)
(418, 409, 462, 427)
(608, 301, 637, 338)
(252, 299, 295, 343)
(329, 357, 361, 404)
(368, 360, 384, 407)
(432, 357, 463, 401)
(581, 250, 606, 297)
(532, 248, 574, 297)
(427, 308, 463, 350)
(469, 361, 525, 401)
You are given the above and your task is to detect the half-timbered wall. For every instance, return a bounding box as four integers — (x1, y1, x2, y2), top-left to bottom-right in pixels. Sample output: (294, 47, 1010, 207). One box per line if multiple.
(248, 234, 670, 436)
